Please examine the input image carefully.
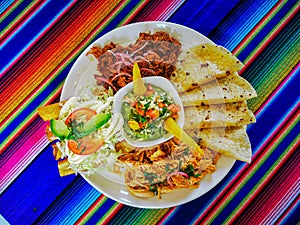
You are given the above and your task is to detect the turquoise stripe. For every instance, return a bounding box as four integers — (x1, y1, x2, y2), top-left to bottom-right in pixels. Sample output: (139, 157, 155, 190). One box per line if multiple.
(0, 0, 14, 15)
(0, 1, 74, 74)
(210, 0, 278, 50)
(37, 178, 101, 224)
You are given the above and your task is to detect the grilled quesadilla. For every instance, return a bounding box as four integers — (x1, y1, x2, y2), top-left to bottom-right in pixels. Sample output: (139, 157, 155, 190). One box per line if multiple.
(183, 101, 256, 129)
(186, 126, 252, 163)
(179, 72, 257, 106)
(170, 44, 243, 92)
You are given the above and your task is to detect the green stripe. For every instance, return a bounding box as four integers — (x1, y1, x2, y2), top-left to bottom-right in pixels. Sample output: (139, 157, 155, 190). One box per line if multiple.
(131, 208, 169, 225)
(109, 206, 139, 224)
(0, 0, 35, 35)
(234, 1, 287, 56)
(242, 4, 298, 63)
(207, 116, 299, 224)
(0, 0, 129, 148)
(223, 133, 300, 225)
(117, 0, 145, 26)
(80, 196, 108, 225)
(245, 14, 300, 111)
(96, 201, 120, 225)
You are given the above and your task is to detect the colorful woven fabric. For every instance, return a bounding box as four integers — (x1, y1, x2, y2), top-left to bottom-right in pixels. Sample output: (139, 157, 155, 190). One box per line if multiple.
(1, 0, 299, 224)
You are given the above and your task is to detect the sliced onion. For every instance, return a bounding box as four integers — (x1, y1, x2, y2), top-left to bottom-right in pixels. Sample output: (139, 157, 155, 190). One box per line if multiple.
(167, 171, 189, 186)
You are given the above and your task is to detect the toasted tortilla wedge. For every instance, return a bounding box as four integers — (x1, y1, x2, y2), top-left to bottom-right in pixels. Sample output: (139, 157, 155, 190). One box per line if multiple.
(170, 44, 243, 92)
(183, 101, 256, 129)
(179, 72, 257, 106)
(185, 126, 252, 163)
(190, 44, 243, 73)
(37, 101, 66, 121)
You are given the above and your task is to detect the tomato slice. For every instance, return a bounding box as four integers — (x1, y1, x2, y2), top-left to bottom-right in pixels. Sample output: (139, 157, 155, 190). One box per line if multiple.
(65, 108, 96, 125)
(68, 135, 104, 155)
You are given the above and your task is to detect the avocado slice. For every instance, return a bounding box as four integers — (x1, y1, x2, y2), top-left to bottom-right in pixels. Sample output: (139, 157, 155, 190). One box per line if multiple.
(74, 113, 111, 137)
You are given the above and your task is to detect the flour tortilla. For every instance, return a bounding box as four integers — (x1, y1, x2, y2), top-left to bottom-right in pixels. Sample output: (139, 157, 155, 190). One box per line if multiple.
(170, 44, 243, 92)
(179, 72, 257, 106)
(183, 101, 256, 129)
(185, 126, 252, 163)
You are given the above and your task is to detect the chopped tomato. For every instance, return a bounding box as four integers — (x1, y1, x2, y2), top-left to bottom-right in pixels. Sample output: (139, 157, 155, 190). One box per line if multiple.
(65, 108, 96, 125)
(172, 114, 179, 119)
(137, 108, 145, 116)
(158, 102, 165, 108)
(68, 135, 104, 155)
(146, 109, 159, 119)
(167, 104, 180, 113)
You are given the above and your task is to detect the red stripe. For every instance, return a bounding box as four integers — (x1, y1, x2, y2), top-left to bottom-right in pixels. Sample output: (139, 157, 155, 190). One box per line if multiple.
(193, 103, 299, 224)
(101, 203, 124, 225)
(74, 195, 106, 225)
(0, 0, 76, 79)
(121, 0, 150, 25)
(232, 1, 284, 55)
(0, 2, 109, 119)
(202, 108, 299, 224)
(255, 63, 299, 116)
(0, 0, 19, 18)
(275, 193, 300, 225)
(263, 183, 299, 225)
(239, 6, 299, 73)
(232, 140, 299, 224)
(133, 0, 179, 21)
(156, 207, 177, 225)
(1, 1, 46, 44)
(0, 89, 61, 154)
(0, 1, 129, 153)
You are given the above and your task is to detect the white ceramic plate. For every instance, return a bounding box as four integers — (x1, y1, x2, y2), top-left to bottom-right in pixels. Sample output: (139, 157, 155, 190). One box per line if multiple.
(61, 21, 235, 208)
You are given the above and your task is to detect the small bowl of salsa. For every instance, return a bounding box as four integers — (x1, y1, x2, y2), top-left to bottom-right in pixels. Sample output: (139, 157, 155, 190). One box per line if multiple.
(113, 76, 185, 148)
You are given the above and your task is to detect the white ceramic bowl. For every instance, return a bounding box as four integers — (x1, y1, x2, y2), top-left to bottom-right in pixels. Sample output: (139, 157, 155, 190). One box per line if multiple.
(113, 76, 184, 148)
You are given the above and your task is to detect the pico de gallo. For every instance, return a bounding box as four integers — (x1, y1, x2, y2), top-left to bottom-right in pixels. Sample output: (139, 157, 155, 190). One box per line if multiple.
(121, 83, 180, 141)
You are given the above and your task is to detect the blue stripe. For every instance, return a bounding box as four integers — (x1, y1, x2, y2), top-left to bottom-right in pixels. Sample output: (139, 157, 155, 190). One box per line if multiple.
(37, 177, 101, 224)
(0, 145, 75, 224)
(211, 122, 299, 225)
(0, 0, 14, 15)
(209, 0, 278, 51)
(281, 200, 300, 225)
(1, 0, 73, 74)
(0, 0, 148, 147)
(0, 0, 27, 26)
(0, 62, 71, 146)
(168, 0, 240, 36)
(85, 198, 117, 225)
(237, 0, 297, 61)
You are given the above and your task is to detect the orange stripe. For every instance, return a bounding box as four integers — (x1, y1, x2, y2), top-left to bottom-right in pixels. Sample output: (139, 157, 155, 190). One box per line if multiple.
(1, 1, 45, 43)
(1, 0, 128, 153)
(0, 0, 121, 123)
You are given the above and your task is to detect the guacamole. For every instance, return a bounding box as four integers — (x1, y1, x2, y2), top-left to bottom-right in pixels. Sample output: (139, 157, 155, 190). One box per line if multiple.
(121, 83, 180, 141)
